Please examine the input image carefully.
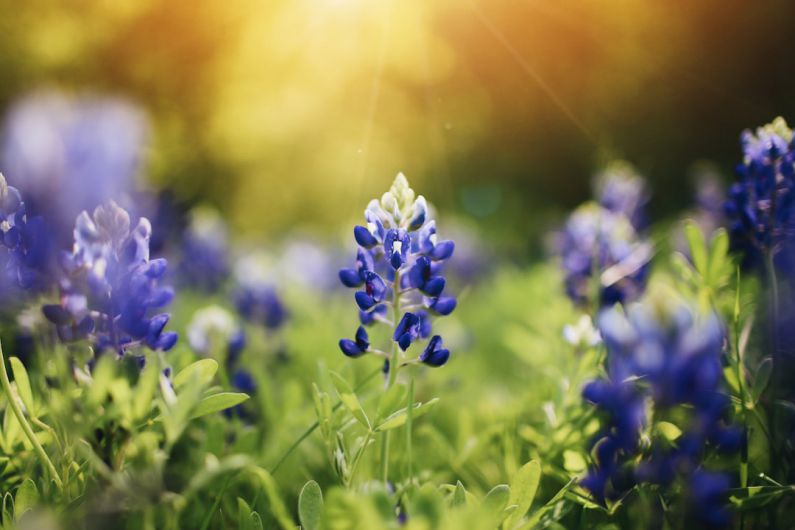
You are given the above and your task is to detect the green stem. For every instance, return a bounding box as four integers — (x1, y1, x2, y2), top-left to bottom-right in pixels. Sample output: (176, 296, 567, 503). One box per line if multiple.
(380, 269, 402, 484)
(0, 341, 62, 491)
(764, 250, 781, 478)
(406, 376, 414, 488)
(269, 366, 381, 474)
(198, 474, 233, 530)
(348, 430, 374, 486)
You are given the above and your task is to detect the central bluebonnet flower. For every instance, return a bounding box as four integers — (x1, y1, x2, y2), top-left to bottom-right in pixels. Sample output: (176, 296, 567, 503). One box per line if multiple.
(582, 292, 740, 525)
(724, 117, 795, 266)
(42, 201, 178, 359)
(556, 203, 651, 308)
(338, 173, 456, 372)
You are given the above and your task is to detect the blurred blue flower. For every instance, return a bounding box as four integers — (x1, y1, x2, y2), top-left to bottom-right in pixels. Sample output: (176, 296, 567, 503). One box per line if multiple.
(0, 91, 149, 248)
(42, 201, 178, 358)
(556, 203, 651, 308)
(177, 207, 230, 292)
(0, 173, 54, 290)
(234, 284, 287, 330)
(724, 117, 795, 267)
(594, 161, 649, 229)
(338, 174, 456, 370)
(187, 305, 246, 366)
(232, 251, 288, 331)
(582, 293, 739, 513)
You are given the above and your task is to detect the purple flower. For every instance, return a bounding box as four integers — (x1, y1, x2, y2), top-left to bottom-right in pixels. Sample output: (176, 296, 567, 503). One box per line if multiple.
(42, 201, 178, 358)
(582, 294, 738, 513)
(724, 117, 795, 267)
(339, 326, 370, 358)
(420, 335, 449, 367)
(337, 174, 457, 370)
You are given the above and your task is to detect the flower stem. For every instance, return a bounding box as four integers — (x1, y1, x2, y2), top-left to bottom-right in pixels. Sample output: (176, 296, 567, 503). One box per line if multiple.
(764, 249, 781, 478)
(380, 269, 402, 484)
(405, 376, 415, 489)
(270, 366, 381, 474)
(0, 341, 63, 491)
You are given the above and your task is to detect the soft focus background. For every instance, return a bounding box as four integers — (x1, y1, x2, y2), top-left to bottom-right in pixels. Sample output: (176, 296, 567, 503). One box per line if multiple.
(2, 0, 794, 256)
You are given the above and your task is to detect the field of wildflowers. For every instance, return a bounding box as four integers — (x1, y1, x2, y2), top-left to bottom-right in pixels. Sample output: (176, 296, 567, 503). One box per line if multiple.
(0, 116, 793, 529)
(2, 2, 795, 529)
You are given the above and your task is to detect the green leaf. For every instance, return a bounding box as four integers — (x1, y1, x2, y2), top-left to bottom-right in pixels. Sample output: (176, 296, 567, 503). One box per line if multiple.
(330, 371, 370, 429)
(707, 228, 730, 282)
(752, 357, 773, 403)
(376, 382, 407, 421)
(684, 221, 708, 275)
(14, 478, 38, 520)
(9, 358, 35, 417)
(298, 480, 324, 530)
(656, 421, 683, 441)
(237, 498, 264, 530)
(190, 392, 249, 420)
(482, 484, 511, 521)
(505, 460, 541, 528)
(238, 498, 253, 530)
(173, 359, 218, 390)
(250, 467, 294, 530)
(133, 360, 159, 420)
(374, 398, 439, 432)
(563, 450, 586, 473)
(452, 480, 467, 508)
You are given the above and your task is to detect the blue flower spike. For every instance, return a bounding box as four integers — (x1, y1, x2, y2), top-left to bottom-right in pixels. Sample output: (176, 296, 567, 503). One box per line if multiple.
(337, 173, 457, 373)
(42, 200, 178, 360)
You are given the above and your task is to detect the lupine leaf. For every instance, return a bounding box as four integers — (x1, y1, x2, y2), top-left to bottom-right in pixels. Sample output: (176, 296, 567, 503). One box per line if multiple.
(374, 398, 439, 432)
(330, 371, 370, 429)
(14, 479, 38, 520)
(752, 357, 773, 403)
(190, 392, 249, 419)
(505, 460, 541, 528)
(481, 484, 511, 521)
(452, 481, 467, 507)
(174, 359, 218, 389)
(376, 382, 407, 421)
(9, 358, 35, 418)
(684, 221, 708, 275)
(707, 228, 730, 282)
(298, 480, 323, 530)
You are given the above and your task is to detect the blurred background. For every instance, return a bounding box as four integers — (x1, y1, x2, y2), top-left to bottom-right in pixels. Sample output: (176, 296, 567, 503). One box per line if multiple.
(1, 0, 794, 257)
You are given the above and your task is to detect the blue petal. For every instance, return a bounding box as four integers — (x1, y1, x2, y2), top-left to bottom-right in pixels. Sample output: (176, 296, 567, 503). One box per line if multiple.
(423, 277, 446, 297)
(430, 240, 454, 260)
(339, 338, 365, 357)
(354, 226, 378, 248)
(339, 268, 364, 287)
(355, 291, 376, 310)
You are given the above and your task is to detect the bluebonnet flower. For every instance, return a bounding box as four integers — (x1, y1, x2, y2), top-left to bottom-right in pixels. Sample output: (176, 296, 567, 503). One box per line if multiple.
(556, 203, 651, 308)
(0, 91, 149, 248)
(177, 207, 230, 292)
(232, 252, 288, 331)
(0, 173, 54, 290)
(42, 201, 178, 358)
(582, 292, 739, 521)
(724, 117, 795, 266)
(187, 305, 246, 366)
(339, 326, 369, 358)
(594, 161, 649, 229)
(338, 173, 456, 372)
